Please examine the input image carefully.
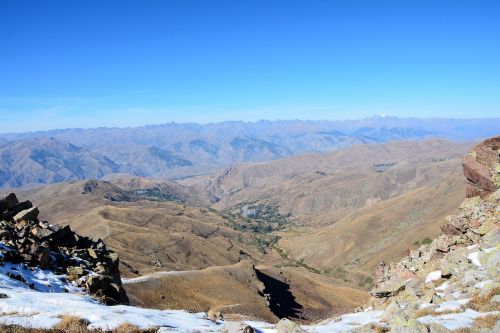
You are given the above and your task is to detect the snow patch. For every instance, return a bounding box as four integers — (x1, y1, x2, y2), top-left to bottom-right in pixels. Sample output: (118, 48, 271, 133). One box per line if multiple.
(418, 309, 499, 330)
(474, 279, 493, 289)
(467, 252, 481, 267)
(243, 321, 276, 333)
(122, 270, 189, 284)
(435, 299, 469, 313)
(435, 281, 450, 291)
(0, 263, 221, 331)
(0, 263, 80, 293)
(302, 311, 384, 333)
(425, 270, 441, 283)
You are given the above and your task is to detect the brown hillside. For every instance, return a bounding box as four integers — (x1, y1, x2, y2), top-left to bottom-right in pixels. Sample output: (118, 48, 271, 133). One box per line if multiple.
(2, 181, 266, 276)
(278, 171, 465, 279)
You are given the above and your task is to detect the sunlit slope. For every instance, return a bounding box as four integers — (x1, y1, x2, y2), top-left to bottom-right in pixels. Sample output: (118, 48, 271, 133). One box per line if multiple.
(278, 171, 465, 276)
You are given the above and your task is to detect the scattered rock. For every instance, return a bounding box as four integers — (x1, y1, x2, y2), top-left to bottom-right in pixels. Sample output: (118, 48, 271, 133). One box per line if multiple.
(151, 258, 163, 267)
(371, 279, 407, 298)
(390, 310, 428, 333)
(275, 318, 305, 333)
(364, 148, 499, 332)
(221, 322, 255, 333)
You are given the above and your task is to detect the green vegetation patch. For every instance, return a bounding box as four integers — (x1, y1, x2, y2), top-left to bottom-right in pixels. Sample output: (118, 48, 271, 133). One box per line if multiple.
(414, 237, 433, 246)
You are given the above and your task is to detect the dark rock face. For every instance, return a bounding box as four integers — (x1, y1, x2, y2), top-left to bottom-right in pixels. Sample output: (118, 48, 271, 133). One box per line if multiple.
(463, 136, 500, 198)
(0, 193, 128, 305)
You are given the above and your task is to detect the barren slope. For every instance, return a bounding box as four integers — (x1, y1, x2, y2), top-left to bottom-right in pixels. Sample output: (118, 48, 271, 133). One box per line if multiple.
(124, 261, 368, 324)
(185, 139, 470, 217)
(278, 170, 466, 281)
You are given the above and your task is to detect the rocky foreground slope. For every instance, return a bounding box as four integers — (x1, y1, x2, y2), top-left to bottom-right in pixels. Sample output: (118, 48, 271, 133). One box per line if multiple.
(362, 188, 499, 332)
(0, 193, 128, 304)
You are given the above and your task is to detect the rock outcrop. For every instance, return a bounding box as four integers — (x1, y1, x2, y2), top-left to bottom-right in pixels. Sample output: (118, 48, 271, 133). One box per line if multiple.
(359, 139, 500, 332)
(463, 136, 500, 198)
(0, 193, 128, 305)
(371, 189, 498, 292)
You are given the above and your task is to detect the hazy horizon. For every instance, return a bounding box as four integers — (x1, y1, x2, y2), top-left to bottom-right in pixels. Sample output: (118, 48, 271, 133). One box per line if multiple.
(1, 115, 500, 135)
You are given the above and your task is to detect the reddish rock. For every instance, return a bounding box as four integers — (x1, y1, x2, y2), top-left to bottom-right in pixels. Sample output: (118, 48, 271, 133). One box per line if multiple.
(463, 136, 500, 198)
(440, 223, 462, 236)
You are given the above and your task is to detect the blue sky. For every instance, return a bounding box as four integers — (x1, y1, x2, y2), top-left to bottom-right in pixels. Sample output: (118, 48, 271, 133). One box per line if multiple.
(1, 0, 499, 132)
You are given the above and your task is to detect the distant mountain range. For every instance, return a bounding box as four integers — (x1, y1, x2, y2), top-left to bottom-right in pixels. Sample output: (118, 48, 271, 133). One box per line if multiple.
(0, 117, 498, 188)
(0, 137, 118, 188)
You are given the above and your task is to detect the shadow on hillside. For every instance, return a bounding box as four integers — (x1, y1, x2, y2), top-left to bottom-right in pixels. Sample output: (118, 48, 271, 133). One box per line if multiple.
(255, 269, 302, 319)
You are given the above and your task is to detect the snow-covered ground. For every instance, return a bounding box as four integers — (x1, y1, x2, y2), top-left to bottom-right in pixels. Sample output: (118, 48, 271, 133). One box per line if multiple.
(0, 262, 221, 331)
(0, 258, 497, 332)
(417, 309, 498, 331)
(245, 311, 385, 333)
(0, 262, 386, 332)
(121, 270, 190, 285)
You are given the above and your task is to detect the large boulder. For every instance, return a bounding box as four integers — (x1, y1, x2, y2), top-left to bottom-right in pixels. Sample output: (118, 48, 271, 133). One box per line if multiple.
(13, 207, 39, 223)
(275, 319, 305, 333)
(463, 136, 500, 198)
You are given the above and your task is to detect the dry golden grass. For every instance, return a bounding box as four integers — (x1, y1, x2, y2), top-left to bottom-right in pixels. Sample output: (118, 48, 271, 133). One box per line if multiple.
(0, 326, 56, 333)
(414, 307, 435, 318)
(415, 307, 464, 318)
(113, 323, 152, 333)
(469, 287, 500, 312)
(448, 306, 500, 332)
(0, 322, 156, 333)
(473, 313, 500, 330)
(0, 315, 157, 333)
(54, 315, 90, 333)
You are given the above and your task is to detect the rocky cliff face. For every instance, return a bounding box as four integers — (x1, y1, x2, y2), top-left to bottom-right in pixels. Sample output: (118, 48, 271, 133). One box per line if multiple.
(0, 193, 128, 305)
(463, 136, 500, 198)
(359, 138, 500, 332)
